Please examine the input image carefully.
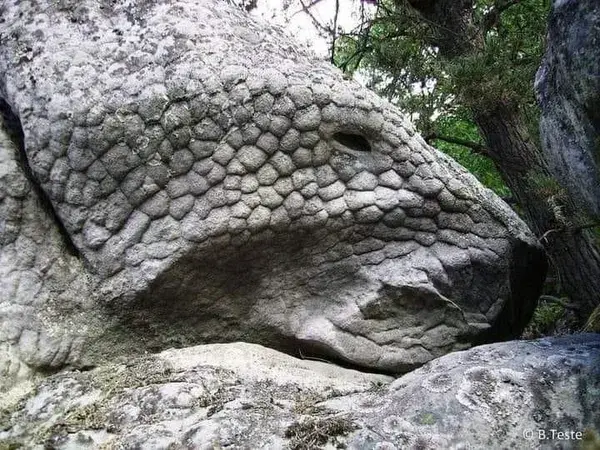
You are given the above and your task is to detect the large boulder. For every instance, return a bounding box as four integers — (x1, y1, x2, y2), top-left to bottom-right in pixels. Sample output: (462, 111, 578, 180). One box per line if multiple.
(0, 0, 545, 388)
(1, 335, 599, 449)
(536, 0, 600, 220)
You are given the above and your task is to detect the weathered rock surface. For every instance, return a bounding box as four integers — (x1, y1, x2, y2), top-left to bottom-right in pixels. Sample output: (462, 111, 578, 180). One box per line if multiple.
(536, 0, 600, 220)
(1, 335, 599, 449)
(0, 0, 546, 388)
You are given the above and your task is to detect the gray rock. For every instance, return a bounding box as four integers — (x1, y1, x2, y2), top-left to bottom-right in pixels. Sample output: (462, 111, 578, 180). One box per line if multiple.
(280, 128, 301, 153)
(338, 334, 600, 449)
(300, 131, 321, 149)
(293, 105, 322, 131)
(82, 222, 111, 249)
(257, 186, 284, 209)
(240, 175, 259, 194)
(247, 205, 271, 231)
(347, 171, 379, 191)
(292, 147, 313, 168)
(319, 180, 346, 201)
(270, 152, 296, 176)
(356, 205, 384, 223)
(269, 115, 292, 137)
(1, 336, 598, 450)
(256, 164, 279, 186)
(283, 191, 306, 217)
(140, 191, 170, 218)
(535, 0, 600, 219)
(256, 132, 279, 155)
(237, 146, 268, 172)
(273, 178, 294, 197)
(0, 0, 546, 391)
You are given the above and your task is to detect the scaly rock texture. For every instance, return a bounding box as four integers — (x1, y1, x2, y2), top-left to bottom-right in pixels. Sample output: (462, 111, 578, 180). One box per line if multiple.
(536, 0, 600, 220)
(1, 335, 599, 449)
(0, 0, 545, 387)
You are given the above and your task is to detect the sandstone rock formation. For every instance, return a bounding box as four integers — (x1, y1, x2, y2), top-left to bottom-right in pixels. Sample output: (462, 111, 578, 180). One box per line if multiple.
(1, 335, 599, 449)
(536, 0, 600, 220)
(0, 0, 546, 389)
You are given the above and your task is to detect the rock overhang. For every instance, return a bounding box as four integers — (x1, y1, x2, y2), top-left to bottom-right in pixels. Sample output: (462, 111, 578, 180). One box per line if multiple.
(0, 0, 546, 376)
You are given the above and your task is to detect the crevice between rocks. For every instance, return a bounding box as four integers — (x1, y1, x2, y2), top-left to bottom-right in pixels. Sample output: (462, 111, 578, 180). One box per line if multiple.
(290, 338, 401, 377)
(0, 98, 80, 258)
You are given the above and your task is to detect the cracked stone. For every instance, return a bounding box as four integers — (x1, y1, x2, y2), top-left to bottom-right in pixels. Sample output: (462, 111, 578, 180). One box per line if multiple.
(247, 205, 271, 231)
(293, 105, 321, 131)
(238, 146, 268, 172)
(256, 164, 279, 186)
(347, 172, 378, 191)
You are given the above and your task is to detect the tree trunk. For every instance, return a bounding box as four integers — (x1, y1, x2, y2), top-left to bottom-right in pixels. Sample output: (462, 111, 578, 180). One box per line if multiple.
(405, 0, 600, 319)
(475, 102, 600, 316)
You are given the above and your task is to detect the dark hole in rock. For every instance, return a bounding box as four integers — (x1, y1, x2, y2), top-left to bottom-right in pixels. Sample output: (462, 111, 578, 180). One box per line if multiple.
(333, 132, 372, 153)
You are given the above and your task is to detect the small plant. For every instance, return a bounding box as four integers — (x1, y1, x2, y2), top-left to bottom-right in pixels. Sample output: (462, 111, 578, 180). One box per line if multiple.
(583, 305, 600, 333)
(529, 171, 564, 199)
(292, 390, 327, 415)
(285, 415, 357, 450)
(367, 380, 387, 393)
(88, 356, 174, 398)
(522, 299, 565, 338)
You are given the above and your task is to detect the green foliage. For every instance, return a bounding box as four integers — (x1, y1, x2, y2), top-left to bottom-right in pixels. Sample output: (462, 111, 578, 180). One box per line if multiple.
(334, 0, 549, 194)
(529, 171, 563, 195)
(523, 300, 565, 338)
(434, 114, 510, 197)
(583, 304, 600, 333)
(455, 0, 549, 106)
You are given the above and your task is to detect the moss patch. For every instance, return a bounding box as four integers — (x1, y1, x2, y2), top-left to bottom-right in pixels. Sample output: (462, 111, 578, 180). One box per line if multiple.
(0, 440, 23, 450)
(581, 428, 600, 450)
(417, 412, 437, 425)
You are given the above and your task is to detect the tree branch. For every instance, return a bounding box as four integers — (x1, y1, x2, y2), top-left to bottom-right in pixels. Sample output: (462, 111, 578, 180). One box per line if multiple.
(338, 22, 374, 72)
(538, 295, 580, 311)
(331, 0, 340, 64)
(296, 0, 333, 36)
(539, 221, 600, 245)
(483, 0, 521, 31)
(425, 132, 489, 156)
(293, 0, 326, 15)
(339, 45, 367, 72)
